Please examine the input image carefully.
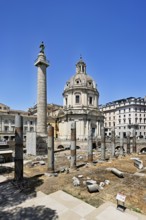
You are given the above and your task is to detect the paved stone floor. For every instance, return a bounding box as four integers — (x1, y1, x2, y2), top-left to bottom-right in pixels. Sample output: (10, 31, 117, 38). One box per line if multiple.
(0, 174, 146, 219)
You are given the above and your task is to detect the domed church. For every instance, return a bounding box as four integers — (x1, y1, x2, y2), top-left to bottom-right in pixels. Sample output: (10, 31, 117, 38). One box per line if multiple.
(57, 57, 104, 147)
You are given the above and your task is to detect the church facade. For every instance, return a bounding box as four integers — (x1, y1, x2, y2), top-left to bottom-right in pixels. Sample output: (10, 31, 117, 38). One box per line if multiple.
(57, 57, 104, 145)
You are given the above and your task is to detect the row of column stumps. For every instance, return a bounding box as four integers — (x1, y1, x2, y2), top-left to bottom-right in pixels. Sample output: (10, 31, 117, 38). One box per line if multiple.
(109, 128, 137, 158)
(47, 121, 95, 171)
(14, 119, 138, 179)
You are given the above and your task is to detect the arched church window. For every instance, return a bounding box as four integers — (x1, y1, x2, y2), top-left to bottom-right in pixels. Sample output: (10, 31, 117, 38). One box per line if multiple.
(89, 97, 93, 105)
(65, 97, 68, 105)
(88, 81, 92, 87)
(82, 66, 84, 72)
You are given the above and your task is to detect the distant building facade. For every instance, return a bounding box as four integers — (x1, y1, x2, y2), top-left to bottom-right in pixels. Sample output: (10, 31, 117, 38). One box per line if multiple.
(99, 97, 146, 138)
(0, 103, 37, 141)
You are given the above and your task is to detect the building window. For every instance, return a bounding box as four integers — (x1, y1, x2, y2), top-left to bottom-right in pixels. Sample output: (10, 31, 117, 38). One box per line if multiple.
(82, 66, 84, 72)
(65, 97, 68, 105)
(30, 127, 34, 132)
(91, 128, 95, 137)
(30, 121, 33, 125)
(88, 81, 92, 86)
(89, 97, 93, 105)
(75, 95, 80, 104)
(4, 126, 9, 131)
(4, 120, 8, 124)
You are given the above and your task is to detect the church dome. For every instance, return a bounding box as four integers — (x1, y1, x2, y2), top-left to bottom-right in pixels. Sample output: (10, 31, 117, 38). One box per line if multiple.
(64, 57, 97, 91)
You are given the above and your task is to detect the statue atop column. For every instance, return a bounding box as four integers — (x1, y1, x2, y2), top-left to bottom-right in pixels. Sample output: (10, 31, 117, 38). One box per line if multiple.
(40, 41, 45, 53)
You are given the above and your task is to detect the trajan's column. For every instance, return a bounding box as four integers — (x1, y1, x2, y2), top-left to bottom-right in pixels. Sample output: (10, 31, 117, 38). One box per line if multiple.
(34, 42, 49, 135)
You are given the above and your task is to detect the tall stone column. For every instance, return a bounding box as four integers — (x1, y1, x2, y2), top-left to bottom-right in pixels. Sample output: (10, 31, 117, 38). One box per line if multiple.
(15, 114, 23, 181)
(70, 121, 76, 169)
(35, 42, 49, 135)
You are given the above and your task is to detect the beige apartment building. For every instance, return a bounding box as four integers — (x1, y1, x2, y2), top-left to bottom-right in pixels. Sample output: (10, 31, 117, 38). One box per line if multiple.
(99, 97, 146, 138)
(0, 103, 37, 141)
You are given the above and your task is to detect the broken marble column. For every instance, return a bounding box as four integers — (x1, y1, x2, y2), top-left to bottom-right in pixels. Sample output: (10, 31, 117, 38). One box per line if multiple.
(132, 128, 137, 153)
(111, 127, 115, 158)
(15, 115, 23, 181)
(88, 128, 93, 162)
(47, 125, 54, 172)
(101, 125, 105, 160)
(134, 158, 143, 169)
(127, 131, 130, 154)
(120, 132, 124, 156)
(70, 121, 76, 169)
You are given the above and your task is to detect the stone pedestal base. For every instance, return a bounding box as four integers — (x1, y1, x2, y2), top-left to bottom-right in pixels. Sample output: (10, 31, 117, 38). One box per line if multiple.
(26, 132, 47, 155)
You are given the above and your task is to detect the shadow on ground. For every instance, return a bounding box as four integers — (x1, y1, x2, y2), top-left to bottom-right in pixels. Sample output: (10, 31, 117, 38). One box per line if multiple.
(0, 166, 14, 174)
(0, 205, 58, 220)
(0, 174, 44, 210)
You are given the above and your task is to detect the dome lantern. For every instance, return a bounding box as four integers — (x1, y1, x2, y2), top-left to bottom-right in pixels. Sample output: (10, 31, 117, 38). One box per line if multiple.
(76, 56, 86, 74)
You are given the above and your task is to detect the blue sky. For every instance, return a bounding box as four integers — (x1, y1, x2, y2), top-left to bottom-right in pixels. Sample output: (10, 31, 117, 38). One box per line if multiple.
(0, 0, 146, 110)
